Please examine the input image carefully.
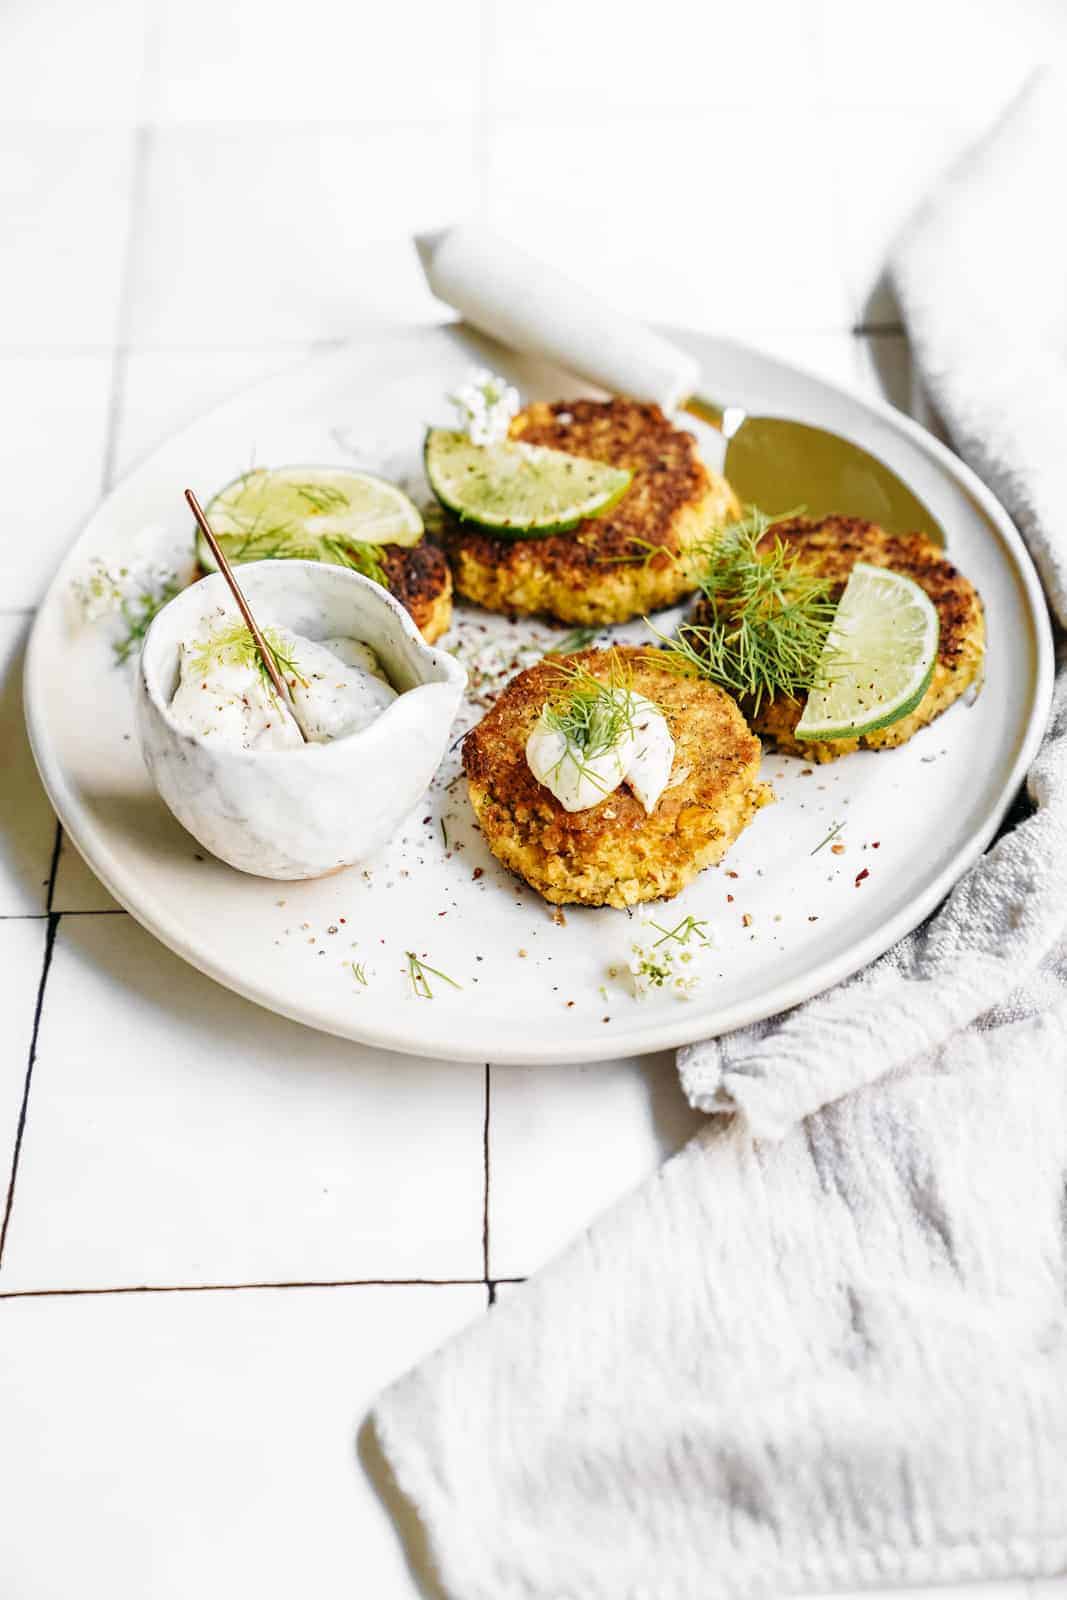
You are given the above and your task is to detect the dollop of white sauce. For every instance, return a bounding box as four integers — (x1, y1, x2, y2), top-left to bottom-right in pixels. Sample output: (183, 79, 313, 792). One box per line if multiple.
(525, 692, 675, 814)
(169, 625, 397, 751)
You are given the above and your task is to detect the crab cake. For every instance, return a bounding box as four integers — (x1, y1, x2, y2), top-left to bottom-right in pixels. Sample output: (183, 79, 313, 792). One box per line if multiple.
(379, 540, 452, 644)
(442, 398, 738, 626)
(463, 647, 771, 908)
(730, 515, 984, 763)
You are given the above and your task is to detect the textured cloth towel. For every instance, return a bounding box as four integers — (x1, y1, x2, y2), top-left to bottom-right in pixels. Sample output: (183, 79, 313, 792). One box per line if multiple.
(373, 74, 1067, 1600)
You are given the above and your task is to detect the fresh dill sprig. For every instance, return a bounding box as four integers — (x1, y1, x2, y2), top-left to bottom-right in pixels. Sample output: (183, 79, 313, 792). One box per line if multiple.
(810, 820, 844, 856)
(295, 481, 349, 513)
(545, 625, 600, 656)
(113, 574, 183, 664)
(349, 961, 370, 987)
(648, 914, 710, 949)
(540, 651, 646, 796)
(405, 951, 462, 999)
(191, 619, 308, 695)
(649, 507, 839, 712)
(601, 534, 674, 570)
(320, 537, 388, 588)
(542, 651, 636, 754)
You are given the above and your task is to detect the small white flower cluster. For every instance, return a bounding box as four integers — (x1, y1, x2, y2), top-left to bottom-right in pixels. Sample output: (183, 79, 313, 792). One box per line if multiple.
(629, 914, 711, 1001)
(71, 554, 178, 624)
(448, 368, 520, 447)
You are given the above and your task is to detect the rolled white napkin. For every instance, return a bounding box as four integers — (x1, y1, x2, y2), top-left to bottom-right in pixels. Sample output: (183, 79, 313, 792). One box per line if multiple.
(415, 223, 701, 411)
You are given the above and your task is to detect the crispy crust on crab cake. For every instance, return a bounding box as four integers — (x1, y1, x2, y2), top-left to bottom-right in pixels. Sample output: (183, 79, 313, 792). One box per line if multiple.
(442, 398, 739, 626)
(700, 514, 984, 764)
(462, 646, 771, 908)
(379, 540, 453, 644)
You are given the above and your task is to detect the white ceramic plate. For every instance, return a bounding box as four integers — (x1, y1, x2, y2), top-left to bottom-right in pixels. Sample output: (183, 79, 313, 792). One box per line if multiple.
(25, 325, 1054, 1064)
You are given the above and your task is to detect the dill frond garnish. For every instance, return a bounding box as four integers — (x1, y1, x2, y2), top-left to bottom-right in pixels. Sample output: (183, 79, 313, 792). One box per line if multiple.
(601, 535, 674, 569)
(319, 537, 388, 589)
(810, 820, 844, 856)
(647, 914, 710, 949)
(539, 651, 646, 796)
(191, 619, 308, 696)
(405, 951, 462, 999)
(295, 481, 349, 513)
(629, 913, 710, 1000)
(113, 574, 183, 664)
(349, 961, 369, 987)
(545, 625, 600, 656)
(649, 507, 839, 712)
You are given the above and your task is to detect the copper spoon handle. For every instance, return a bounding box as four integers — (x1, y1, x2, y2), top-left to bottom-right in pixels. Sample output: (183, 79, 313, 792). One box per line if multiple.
(184, 488, 308, 743)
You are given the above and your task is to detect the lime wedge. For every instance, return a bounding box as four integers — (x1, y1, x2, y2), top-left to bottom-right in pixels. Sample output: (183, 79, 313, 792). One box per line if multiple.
(795, 562, 939, 741)
(424, 428, 632, 538)
(197, 466, 423, 572)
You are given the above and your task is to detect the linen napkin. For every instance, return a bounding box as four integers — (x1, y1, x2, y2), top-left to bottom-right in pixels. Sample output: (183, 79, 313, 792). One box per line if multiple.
(372, 73, 1067, 1599)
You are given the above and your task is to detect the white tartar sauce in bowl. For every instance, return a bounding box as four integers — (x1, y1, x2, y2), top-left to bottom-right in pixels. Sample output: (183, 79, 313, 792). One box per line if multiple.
(168, 620, 397, 750)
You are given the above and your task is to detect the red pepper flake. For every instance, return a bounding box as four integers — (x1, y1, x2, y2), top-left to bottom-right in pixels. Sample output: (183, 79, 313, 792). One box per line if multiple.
(566, 1000, 575, 1008)
(872, 840, 881, 849)
(801, 768, 813, 777)
(855, 868, 870, 886)
(726, 894, 734, 903)
(725, 870, 739, 879)
(472, 867, 484, 880)
(808, 915, 819, 922)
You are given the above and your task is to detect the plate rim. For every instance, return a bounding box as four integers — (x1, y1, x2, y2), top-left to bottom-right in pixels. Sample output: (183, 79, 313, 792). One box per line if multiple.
(24, 326, 1056, 1064)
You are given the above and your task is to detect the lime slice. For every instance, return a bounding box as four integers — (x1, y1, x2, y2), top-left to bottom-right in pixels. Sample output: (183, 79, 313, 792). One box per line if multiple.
(424, 428, 632, 538)
(795, 562, 939, 741)
(197, 466, 423, 572)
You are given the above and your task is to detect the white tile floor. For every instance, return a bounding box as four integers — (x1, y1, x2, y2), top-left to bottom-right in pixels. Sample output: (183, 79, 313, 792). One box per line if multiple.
(1, 3, 1064, 1596)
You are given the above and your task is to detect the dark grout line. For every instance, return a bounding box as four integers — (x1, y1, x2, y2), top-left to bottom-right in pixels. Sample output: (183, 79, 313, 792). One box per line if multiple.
(44, 824, 62, 913)
(0, 912, 60, 1267)
(2, 910, 132, 923)
(0, 1277, 503, 1301)
(852, 322, 906, 337)
(481, 1062, 491, 1281)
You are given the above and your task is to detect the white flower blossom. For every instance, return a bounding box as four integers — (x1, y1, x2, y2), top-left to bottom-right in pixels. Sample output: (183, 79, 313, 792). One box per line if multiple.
(448, 368, 520, 447)
(628, 914, 711, 1001)
(71, 555, 178, 624)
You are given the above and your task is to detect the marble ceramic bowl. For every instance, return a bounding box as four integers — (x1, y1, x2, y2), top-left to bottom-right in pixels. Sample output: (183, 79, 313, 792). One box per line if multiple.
(136, 559, 467, 880)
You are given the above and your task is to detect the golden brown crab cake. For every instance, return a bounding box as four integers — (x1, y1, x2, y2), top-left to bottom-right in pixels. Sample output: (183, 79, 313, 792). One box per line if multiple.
(719, 515, 984, 763)
(463, 646, 771, 908)
(379, 540, 453, 644)
(442, 398, 739, 625)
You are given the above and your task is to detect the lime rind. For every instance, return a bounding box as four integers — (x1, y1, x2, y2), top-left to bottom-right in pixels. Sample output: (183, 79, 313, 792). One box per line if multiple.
(424, 428, 632, 539)
(197, 465, 423, 574)
(795, 561, 940, 741)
